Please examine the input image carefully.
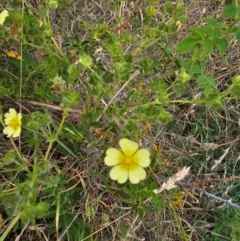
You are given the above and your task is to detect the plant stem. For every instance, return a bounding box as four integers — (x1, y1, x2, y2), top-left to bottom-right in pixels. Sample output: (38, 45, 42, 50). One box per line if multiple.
(45, 109, 68, 161)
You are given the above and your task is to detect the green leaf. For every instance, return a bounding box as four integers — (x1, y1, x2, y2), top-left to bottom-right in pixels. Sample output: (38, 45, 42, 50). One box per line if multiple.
(189, 64, 202, 74)
(202, 26, 214, 37)
(205, 91, 222, 107)
(67, 64, 80, 83)
(203, 84, 212, 96)
(0, 150, 26, 169)
(178, 37, 199, 53)
(139, 56, 155, 74)
(204, 18, 227, 29)
(159, 108, 172, 123)
(232, 76, 240, 85)
(230, 85, 240, 99)
(203, 39, 213, 55)
(212, 29, 222, 38)
(214, 38, 228, 53)
(214, 22, 227, 29)
(197, 75, 215, 96)
(190, 27, 206, 39)
(197, 75, 215, 86)
(123, 187, 133, 195)
(115, 61, 131, 80)
(151, 78, 169, 91)
(0, 86, 8, 97)
(204, 17, 217, 26)
(26, 111, 52, 131)
(62, 92, 80, 108)
(236, 29, 240, 41)
(222, 5, 239, 18)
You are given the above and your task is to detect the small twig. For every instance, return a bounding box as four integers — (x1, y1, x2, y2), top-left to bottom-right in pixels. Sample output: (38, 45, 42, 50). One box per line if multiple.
(97, 70, 140, 121)
(104, 70, 140, 111)
(113, 4, 139, 33)
(196, 175, 240, 186)
(16, 99, 82, 114)
(14, 223, 29, 241)
(1, 97, 82, 114)
(211, 146, 231, 170)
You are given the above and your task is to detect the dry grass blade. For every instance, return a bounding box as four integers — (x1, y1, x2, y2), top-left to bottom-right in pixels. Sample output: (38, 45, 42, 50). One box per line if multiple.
(154, 166, 191, 194)
(211, 147, 231, 170)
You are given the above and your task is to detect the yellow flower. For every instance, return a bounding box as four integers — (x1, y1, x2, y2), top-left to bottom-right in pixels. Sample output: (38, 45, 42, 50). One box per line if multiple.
(0, 10, 9, 25)
(3, 108, 22, 138)
(104, 138, 151, 184)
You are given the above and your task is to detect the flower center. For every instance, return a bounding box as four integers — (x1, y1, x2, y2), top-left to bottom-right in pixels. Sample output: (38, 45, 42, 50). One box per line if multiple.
(123, 156, 132, 166)
(9, 117, 19, 129)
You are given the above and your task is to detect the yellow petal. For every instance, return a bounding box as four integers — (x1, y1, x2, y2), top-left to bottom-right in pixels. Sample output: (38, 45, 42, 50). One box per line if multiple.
(132, 149, 151, 167)
(17, 113, 22, 122)
(129, 164, 146, 184)
(9, 108, 17, 116)
(0, 10, 9, 25)
(109, 164, 128, 184)
(4, 114, 11, 125)
(119, 138, 138, 156)
(104, 148, 123, 166)
(3, 126, 15, 137)
(4, 108, 19, 125)
(4, 108, 17, 119)
(12, 126, 21, 138)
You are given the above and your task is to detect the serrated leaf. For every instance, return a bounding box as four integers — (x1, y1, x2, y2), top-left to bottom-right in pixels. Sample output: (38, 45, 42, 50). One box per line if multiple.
(214, 38, 228, 53)
(67, 64, 80, 83)
(222, 4, 239, 18)
(178, 37, 199, 53)
(159, 108, 172, 123)
(197, 75, 215, 97)
(151, 78, 169, 91)
(206, 91, 222, 106)
(197, 75, 215, 86)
